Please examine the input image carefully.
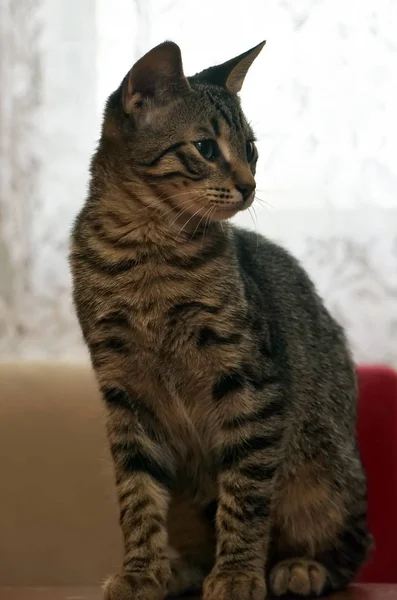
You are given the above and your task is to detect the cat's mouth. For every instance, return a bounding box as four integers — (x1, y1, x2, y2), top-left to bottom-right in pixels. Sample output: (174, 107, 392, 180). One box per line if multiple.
(210, 197, 254, 220)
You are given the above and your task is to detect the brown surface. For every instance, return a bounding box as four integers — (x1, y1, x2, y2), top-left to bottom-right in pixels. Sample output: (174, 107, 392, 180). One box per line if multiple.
(0, 586, 396, 600)
(0, 363, 122, 586)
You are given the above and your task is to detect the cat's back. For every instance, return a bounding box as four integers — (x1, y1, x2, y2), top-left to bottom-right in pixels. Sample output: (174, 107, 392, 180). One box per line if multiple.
(231, 225, 357, 441)
(231, 225, 349, 358)
(231, 225, 323, 311)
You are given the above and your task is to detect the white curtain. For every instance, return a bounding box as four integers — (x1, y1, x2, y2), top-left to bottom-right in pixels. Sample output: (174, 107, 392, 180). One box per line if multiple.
(1, 0, 396, 363)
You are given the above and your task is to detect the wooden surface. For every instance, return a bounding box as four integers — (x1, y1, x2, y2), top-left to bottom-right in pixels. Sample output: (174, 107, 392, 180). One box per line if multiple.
(0, 586, 396, 599)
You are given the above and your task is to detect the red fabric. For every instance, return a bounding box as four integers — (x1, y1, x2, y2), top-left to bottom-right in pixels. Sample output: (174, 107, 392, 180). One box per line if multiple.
(355, 365, 397, 583)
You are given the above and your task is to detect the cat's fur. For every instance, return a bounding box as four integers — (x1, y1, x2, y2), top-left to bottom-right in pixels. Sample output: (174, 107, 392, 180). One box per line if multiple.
(70, 41, 371, 600)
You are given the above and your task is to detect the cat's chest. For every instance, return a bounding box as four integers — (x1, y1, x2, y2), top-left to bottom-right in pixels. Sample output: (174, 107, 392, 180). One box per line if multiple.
(157, 298, 248, 386)
(125, 262, 255, 409)
(127, 263, 246, 356)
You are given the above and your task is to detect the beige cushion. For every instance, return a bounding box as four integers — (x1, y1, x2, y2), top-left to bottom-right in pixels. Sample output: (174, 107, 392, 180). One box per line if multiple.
(0, 362, 122, 585)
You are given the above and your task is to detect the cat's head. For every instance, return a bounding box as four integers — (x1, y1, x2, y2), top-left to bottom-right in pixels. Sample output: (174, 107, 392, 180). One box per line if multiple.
(103, 40, 265, 223)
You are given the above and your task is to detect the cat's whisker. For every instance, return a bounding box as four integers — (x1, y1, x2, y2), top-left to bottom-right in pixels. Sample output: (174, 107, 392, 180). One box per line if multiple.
(167, 195, 205, 226)
(200, 206, 216, 248)
(151, 193, 206, 225)
(251, 204, 259, 227)
(191, 205, 213, 240)
(252, 196, 279, 228)
(130, 190, 204, 218)
(253, 199, 275, 216)
(250, 206, 260, 252)
(254, 195, 275, 209)
(161, 196, 201, 223)
(255, 188, 281, 204)
(170, 207, 204, 237)
(162, 189, 206, 202)
(175, 201, 208, 238)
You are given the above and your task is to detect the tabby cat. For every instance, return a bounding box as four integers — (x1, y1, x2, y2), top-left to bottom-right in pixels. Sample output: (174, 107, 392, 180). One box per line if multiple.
(70, 41, 371, 600)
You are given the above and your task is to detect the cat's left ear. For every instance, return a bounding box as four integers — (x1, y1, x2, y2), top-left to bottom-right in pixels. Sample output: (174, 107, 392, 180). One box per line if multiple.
(193, 40, 266, 94)
(122, 41, 191, 115)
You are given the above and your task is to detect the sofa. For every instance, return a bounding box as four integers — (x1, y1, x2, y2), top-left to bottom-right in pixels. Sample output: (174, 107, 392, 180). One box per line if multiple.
(355, 366, 397, 582)
(0, 363, 122, 587)
(0, 362, 396, 588)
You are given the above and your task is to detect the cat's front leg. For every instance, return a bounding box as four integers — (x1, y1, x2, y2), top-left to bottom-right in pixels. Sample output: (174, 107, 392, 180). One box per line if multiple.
(102, 386, 174, 600)
(204, 391, 284, 600)
(203, 471, 273, 600)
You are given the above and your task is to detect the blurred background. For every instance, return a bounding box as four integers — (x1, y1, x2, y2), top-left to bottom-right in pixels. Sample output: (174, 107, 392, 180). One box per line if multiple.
(0, 0, 396, 363)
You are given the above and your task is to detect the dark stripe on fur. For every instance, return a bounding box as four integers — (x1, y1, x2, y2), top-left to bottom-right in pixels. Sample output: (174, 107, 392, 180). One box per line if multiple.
(197, 327, 242, 347)
(119, 494, 151, 521)
(243, 494, 271, 519)
(103, 387, 162, 441)
(221, 493, 271, 522)
(97, 312, 130, 328)
(220, 433, 282, 469)
(119, 506, 129, 524)
(169, 301, 221, 317)
(123, 556, 151, 571)
(88, 220, 143, 250)
(217, 544, 258, 565)
(222, 396, 285, 429)
(242, 363, 281, 390)
(72, 247, 139, 276)
(103, 387, 134, 412)
(127, 511, 165, 533)
(111, 442, 174, 489)
(205, 90, 232, 127)
(239, 463, 277, 482)
(213, 370, 246, 400)
(231, 107, 243, 132)
(140, 141, 187, 167)
(134, 522, 163, 547)
(212, 117, 221, 137)
(145, 170, 200, 181)
(90, 337, 128, 353)
(175, 150, 202, 177)
(119, 501, 157, 525)
(220, 502, 245, 523)
(167, 237, 227, 270)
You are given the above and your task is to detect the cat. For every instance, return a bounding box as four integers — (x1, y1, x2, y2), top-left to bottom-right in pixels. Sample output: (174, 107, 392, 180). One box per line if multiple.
(69, 40, 371, 600)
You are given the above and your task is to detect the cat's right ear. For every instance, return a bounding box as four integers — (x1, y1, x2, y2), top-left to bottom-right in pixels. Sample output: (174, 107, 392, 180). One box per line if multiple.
(122, 41, 191, 115)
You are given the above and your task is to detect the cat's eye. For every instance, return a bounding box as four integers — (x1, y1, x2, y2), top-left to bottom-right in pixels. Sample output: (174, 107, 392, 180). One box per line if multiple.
(194, 139, 219, 161)
(246, 141, 256, 162)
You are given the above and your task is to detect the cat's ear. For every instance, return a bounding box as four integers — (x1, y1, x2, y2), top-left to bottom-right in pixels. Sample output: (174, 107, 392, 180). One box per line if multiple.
(193, 40, 266, 94)
(122, 41, 191, 114)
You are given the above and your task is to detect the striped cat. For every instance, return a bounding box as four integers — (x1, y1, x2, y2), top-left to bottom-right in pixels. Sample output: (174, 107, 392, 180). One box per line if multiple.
(70, 41, 371, 600)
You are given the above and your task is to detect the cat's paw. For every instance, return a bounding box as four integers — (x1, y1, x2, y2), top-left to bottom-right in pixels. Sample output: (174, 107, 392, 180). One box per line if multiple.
(203, 569, 266, 600)
(103, 573, 166, 600)
(269, 559, 328, 596)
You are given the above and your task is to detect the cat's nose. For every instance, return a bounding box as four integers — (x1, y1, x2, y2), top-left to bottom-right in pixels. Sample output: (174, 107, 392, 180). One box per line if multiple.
(235, 182, 256, 201)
